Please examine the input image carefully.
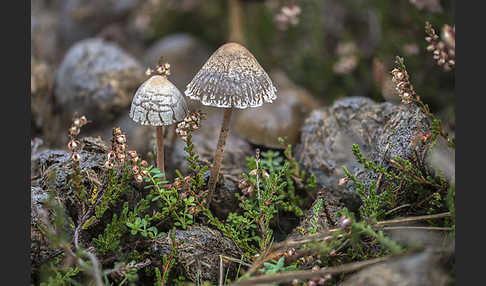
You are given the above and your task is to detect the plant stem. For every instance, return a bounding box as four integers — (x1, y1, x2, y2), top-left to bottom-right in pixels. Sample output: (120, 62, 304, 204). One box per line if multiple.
(207, 108, 233, 206)
(156, 125, 165, 176)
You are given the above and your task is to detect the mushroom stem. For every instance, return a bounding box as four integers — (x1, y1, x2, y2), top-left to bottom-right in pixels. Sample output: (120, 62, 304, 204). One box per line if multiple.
(207, 108, 233, 206)
(156, 125, 165, 176)
(229, 0, 245, 44)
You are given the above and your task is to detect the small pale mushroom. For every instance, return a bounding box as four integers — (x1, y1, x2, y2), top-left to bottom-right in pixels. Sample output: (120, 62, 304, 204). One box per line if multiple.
(185, 42, 277, 205)
(129, 62, 189, 176)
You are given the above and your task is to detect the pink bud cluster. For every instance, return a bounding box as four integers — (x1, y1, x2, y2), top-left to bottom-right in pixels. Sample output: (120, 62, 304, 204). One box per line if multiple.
(103, 127, 149, 183)
(425, 22, 455, 71)
(68, 114, 88, 163)
(238, 168, 269, 197)
(274, 4, 301, 30)
(176, 111, 203, 142)
(391, 66, 414, 105)
(145, 60, 171, 77)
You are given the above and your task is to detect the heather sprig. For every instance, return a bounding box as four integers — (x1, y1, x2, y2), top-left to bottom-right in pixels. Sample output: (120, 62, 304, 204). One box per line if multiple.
(425, 21, 455, 71)
(392, 56, 455, 148)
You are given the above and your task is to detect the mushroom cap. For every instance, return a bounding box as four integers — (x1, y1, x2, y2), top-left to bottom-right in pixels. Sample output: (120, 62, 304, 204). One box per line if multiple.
(129, 75, 189, 126)
(185, 42, 277, 109)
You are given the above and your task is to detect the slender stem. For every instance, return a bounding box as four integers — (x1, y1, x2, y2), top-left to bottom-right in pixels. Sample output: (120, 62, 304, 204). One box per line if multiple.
(230, 256, 391, 286)
(156, 126, 165, 176)
(229, 0, 245, 44)
(207, 108, 233, 206)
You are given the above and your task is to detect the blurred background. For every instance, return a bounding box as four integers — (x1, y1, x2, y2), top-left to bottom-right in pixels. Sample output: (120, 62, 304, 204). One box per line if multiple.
(31, 0, 455, 155)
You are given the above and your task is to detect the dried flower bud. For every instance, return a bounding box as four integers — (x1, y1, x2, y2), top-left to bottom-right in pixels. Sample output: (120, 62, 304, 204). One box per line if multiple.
(104, 160, 114, 169)
(132, 165, 140, 175)
(117, 153, 126, 162)
(69, 126, 80, 136)
(72, 152, 80, 162)
(286, 248, 296, 257)
(107, 151, 116, 160)
(140, 169, 148, 177)
(68, 140, 78, 151)
(338, 177, 348, 186)
(249, 169, 258, 176)
(135, 174, 143, 183)
(127, 150, 138, 158)
(140, 160, 148, 168)
(73, 118, 81, 127)
(184, 176, 192, 185)
(117, 134, 127, 144)
(79, 116, 88, 126)
(238, 179, 249, 189)
(262, 170, 270, 179)
(118, 144, 126, 152)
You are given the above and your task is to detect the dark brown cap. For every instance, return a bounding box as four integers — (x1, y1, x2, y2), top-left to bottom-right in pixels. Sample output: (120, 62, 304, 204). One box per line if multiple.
(185, 42, 277, 109)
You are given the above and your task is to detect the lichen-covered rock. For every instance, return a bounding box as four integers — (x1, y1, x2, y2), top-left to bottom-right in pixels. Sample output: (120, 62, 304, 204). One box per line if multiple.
(339, 250, 452, 286)
(144, 34, 211, 93)
(38, 137, 109, 203)
(55, 38, 144, 130)
(295, 97, 432, 214)
(149, 226, 241, 283)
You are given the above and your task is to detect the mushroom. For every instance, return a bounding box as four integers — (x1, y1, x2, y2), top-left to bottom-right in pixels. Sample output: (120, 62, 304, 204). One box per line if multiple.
(185, 42, 277, 205)
(129, 62, 189, 176)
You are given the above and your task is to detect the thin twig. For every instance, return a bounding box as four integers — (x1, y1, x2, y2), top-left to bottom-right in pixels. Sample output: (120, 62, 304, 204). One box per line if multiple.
(230, 256, 391, 286)
(376, 212, 450, 226)
(382, 226, 453, 231)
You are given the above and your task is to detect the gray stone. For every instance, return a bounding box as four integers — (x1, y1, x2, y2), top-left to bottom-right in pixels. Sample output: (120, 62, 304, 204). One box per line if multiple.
(55, 38, 145, 129)
(340, 250, 452, 286)
(295, 96, 432, 213)
(149, 226, 241, 283)
(60, 0, 139, 46)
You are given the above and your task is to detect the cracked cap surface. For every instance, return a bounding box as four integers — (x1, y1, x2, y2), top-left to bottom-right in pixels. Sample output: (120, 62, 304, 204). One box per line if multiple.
(185, 42, 277, 109)
(129, 75, 189, 126)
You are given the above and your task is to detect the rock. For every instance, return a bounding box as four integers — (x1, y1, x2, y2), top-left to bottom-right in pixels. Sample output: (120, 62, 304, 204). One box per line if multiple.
(54, 38, 145, 131)
(144, 34, 211, 92)
(339, 250, 452, 286)
(234, 71, 318, 149)
(295, 97, 432, 214)
(39, 137, 109, 205)
(60, 0, 139, 46)
(149, 226, 241, 283)
(31, 185, 74, 273)
(31, 57, 61, 143)
(288, 189, 343, 239)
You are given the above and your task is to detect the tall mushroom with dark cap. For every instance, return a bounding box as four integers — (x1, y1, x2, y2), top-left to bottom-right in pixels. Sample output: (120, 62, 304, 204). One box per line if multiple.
(185, 42, 277, 205)
(130, 60, 189, 175)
